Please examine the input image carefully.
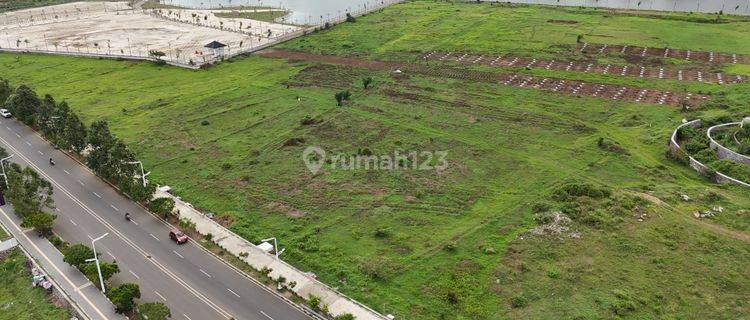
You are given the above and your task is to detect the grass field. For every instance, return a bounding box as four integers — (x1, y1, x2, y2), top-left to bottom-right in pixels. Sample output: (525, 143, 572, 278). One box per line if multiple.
(1, 1, 749, 319)
(0, 249, 71, 320)
(214, 10, 289, 24)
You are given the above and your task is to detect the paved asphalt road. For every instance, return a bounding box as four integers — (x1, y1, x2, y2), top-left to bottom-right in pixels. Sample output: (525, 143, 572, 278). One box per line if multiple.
(0, 118, 310, 320)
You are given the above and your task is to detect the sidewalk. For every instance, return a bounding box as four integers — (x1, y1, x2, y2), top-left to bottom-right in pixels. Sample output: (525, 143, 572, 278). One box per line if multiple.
(156, 190, 391, 320)
(0, 207, 124, 320)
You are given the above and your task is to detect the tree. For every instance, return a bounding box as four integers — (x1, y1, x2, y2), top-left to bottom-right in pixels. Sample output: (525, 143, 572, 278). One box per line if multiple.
(63, 243, 94, 267)
(86, 120, 117, 175)
(38, 94, 56, 135)
(148, 197, 175, 218)
(82, 261, 120, 287)
(108, 283, 141, 313)
(61, 112, 87, 153)
(5, 164, 55, 218)
(5, 85, 40, 125)
(362, 77, 373, 89)
(137, 302, 171, 320)
(0, 78, 11, 107)
(21, 212, 56, 236)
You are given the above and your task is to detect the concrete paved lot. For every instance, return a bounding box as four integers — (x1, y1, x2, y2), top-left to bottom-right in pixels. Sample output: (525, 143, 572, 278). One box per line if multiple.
(0, 2, 298, 66)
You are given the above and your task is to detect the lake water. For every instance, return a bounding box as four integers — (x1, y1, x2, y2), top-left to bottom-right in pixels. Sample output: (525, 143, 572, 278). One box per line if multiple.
(161, 0, 395, 24)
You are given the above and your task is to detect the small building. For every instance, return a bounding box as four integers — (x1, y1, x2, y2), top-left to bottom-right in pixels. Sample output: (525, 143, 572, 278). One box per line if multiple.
(204, 41, 227, 59)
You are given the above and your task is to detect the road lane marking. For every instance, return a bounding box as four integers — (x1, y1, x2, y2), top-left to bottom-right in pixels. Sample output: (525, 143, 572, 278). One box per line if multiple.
(25, 141, 31, 146)
(154, 290, 167, 302)
(63, 169, 70, 175)
(183, 314, 193, 320)
(93, 192, 102, 198)
(173, 250, 184, 259)
(226, 288, 240, 298)
(260, 311, 274, 320)
(0, 208, 111, 319)
(55, 208, 61, 212)
(131, 220, 139, 226)
(109, 204, 119, 211)
(37, 150, 42, 155)
(77, 180, 84, 186)
(16, 133, 20, 138)
(106, 251, 117, 261)
(76, 282, 93, 291)
(0, 136, 235, 319)
(129, 270, 140, 279)
(149, 233, 159, 241)
(199, 269, 212, 278)
(69, 219, 77, 226)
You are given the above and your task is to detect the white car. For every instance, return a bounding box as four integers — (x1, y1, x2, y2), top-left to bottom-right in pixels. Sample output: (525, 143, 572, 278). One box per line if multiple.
(0, 109, 10, 118)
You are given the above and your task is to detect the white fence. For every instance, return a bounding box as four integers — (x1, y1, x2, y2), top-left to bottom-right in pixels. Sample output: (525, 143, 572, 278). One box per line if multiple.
(707, 122, 750, 166)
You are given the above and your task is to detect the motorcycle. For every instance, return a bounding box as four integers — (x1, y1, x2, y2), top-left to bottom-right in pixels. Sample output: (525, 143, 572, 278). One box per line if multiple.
(125, 212, 131, 221)
(49, 158, 55, 166)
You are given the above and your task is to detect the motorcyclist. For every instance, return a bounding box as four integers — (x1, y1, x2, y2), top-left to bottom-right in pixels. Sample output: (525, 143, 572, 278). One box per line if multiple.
(49, 158, 55, 165)
(125, 212, 131, 221)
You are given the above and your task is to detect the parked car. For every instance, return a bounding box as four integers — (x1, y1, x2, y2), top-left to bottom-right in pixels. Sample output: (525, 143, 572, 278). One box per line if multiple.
(0, 109, 11, 118)
(169, 229, 188, 244)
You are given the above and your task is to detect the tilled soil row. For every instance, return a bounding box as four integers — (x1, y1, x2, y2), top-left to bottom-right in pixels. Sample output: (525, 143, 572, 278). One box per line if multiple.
(577, 42, 750, 65)
(403, 64, 707, 107)
(422, 51, 744, 85)
(258, 49, 708, 107)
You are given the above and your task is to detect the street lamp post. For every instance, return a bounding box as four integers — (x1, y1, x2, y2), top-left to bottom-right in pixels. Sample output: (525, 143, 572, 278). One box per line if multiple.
(261, 237, 285, 259)
(86, 233, 109, 293)
(0, 155, 14, 189)
(123, 160, 150, 187)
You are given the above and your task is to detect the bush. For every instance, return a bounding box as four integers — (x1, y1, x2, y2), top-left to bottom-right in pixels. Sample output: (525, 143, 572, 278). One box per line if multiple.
(137, 302, 171, 320)
(510, 295, 528, 308)
(63, 244, 94, 267)
(308, 295, 321, 310)
(148, 197, 175, 218)
(553, 182, 612, 201)
(201, 119, 210, 126)
(108, 283, 141, 313)
(334, 314, 355, 320)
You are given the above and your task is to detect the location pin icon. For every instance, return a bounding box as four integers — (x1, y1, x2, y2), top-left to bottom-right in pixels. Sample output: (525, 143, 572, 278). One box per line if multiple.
(302, 146, 326, 174)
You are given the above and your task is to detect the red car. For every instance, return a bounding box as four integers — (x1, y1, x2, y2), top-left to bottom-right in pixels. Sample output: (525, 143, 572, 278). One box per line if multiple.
(169, 229, 188, 244)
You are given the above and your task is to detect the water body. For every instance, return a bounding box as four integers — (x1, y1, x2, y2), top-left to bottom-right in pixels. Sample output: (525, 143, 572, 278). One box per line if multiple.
(161, 0, 393, 24)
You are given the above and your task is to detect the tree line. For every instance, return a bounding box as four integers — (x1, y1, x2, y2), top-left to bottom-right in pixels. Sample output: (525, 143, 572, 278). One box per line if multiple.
(0, 79, 165, 207)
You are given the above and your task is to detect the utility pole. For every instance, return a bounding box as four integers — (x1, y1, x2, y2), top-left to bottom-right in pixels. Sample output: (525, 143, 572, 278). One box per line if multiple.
(86, 233, 109, 294)
(123, 160, 150, 187)
(261, 237, 285, 259)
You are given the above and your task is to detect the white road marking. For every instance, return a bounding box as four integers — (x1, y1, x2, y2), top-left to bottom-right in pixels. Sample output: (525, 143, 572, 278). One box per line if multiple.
(199, 269, 212, 278)
(15, 133, 21, 138)
(110, 204, 119, 211)
(69, 219, 77, 226)
(129, 270, 140, 279)
(77, 180, 84, 186)
(0, 136, 235, 319)
(131, 220, 139, 226)
(260, 311, 274, 320)
(93, 192, 102, 198)
(25, 141, 31, 146)
(76, 282, 93, 291)
(55, 208, 61, 212)
(149, 233, 160, 241)
(63, 169, 70, 175)
(227, 288, 241, 298)
(154, 290, 167, 302)
(37, 150, 42, 155)
(173, 250, 184, 259)
(183, 314, 193, 320)
(107, 251, 117, 261)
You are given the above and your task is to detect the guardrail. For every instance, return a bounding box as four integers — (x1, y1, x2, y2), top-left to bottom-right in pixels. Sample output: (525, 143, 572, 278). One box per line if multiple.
(707, 122, 750, 166)
(669, 119, 750, 187)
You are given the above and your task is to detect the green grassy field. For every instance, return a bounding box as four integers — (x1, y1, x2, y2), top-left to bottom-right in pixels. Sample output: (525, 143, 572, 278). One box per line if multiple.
(214, 10, 289, 24)
(1, 1, 749, 319)
(0, 249, 71, 320)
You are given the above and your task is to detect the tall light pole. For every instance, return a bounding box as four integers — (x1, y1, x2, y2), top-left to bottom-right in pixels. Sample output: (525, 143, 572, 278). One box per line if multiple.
(261, 237, 285, 259)
(0, 155, 13, 189)
(123, 160, 150, 187)
(86, 232, 109, 293)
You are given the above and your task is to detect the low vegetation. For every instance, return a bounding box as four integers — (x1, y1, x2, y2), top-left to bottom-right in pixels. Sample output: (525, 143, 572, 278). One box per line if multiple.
(0, 249, 71, 320)
(1, 1, 749, 319)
